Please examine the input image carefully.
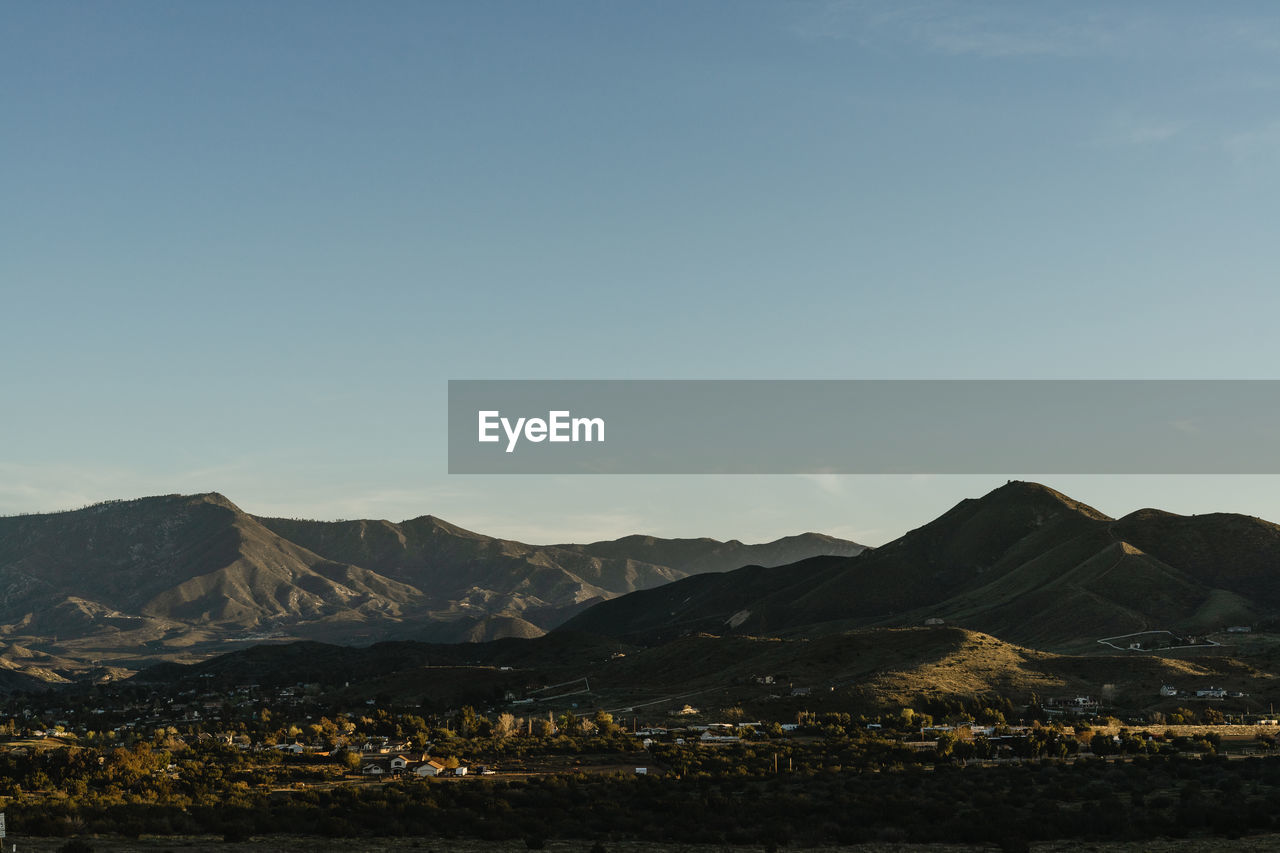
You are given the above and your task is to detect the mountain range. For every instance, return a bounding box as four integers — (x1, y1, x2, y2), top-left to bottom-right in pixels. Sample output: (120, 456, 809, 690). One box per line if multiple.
(6, 479, 1280, 709)
(561, 481, 1280, 652)
(0, 493, 863, 681)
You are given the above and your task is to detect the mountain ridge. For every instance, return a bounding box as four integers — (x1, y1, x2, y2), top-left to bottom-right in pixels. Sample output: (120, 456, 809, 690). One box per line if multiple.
(0, 492, 864, 682)
(560, 480, 1280, 651)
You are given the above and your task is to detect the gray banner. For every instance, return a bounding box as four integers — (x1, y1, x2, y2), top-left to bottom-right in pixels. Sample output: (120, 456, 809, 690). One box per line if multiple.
(447, 380, 1280, 474)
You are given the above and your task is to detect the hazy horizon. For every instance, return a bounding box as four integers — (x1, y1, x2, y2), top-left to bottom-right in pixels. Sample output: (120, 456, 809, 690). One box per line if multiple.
(5, 474, 1280, 551)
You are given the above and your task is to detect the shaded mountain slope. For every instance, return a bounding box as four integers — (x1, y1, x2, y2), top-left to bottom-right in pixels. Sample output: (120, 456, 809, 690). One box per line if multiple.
(1112, 509, 1280, 609)
(561, 481, 1280, 651)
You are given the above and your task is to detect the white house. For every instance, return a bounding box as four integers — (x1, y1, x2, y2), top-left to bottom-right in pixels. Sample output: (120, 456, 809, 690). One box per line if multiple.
(412, 759, 447, 777)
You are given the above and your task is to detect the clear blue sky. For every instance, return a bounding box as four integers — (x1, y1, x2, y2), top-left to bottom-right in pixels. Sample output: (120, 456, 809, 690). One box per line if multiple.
(4, 1, 1280, 545)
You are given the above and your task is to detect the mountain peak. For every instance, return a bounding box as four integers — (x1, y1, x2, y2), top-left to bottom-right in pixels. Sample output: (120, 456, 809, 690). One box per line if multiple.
(399, 514, 487, 540)
(188, 492, 242, 511)
(981, 480, 1111, 521)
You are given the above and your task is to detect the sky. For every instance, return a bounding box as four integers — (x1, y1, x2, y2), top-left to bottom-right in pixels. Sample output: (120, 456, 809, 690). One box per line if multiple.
(4, 1, 1280, 546)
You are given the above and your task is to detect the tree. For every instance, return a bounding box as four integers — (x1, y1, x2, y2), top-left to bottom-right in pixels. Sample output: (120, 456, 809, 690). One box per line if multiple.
(1089, 732, 1115, 757)
(592, 710, 617, 735)
(455, 705, 491, 737)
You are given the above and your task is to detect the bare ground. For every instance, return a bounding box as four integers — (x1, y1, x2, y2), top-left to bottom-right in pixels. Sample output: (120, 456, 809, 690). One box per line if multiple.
(14, 836, 1280, 853)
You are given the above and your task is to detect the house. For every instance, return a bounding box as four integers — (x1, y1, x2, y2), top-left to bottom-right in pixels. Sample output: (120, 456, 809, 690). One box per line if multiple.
(700, 730, 740, 744)
(361, 760, 389, 776)
(412, 759, 447, 777)
(389, 755, 412, 772)
(1196, 687, 1227, 699)
(1046, 696, 1099, 712)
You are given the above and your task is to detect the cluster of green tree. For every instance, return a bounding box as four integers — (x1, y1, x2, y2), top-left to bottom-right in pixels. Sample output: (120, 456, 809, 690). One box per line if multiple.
(792, 697, 1018, 736)
(1161, 706, 1229, 725)
(9, 754, 1280, 846)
